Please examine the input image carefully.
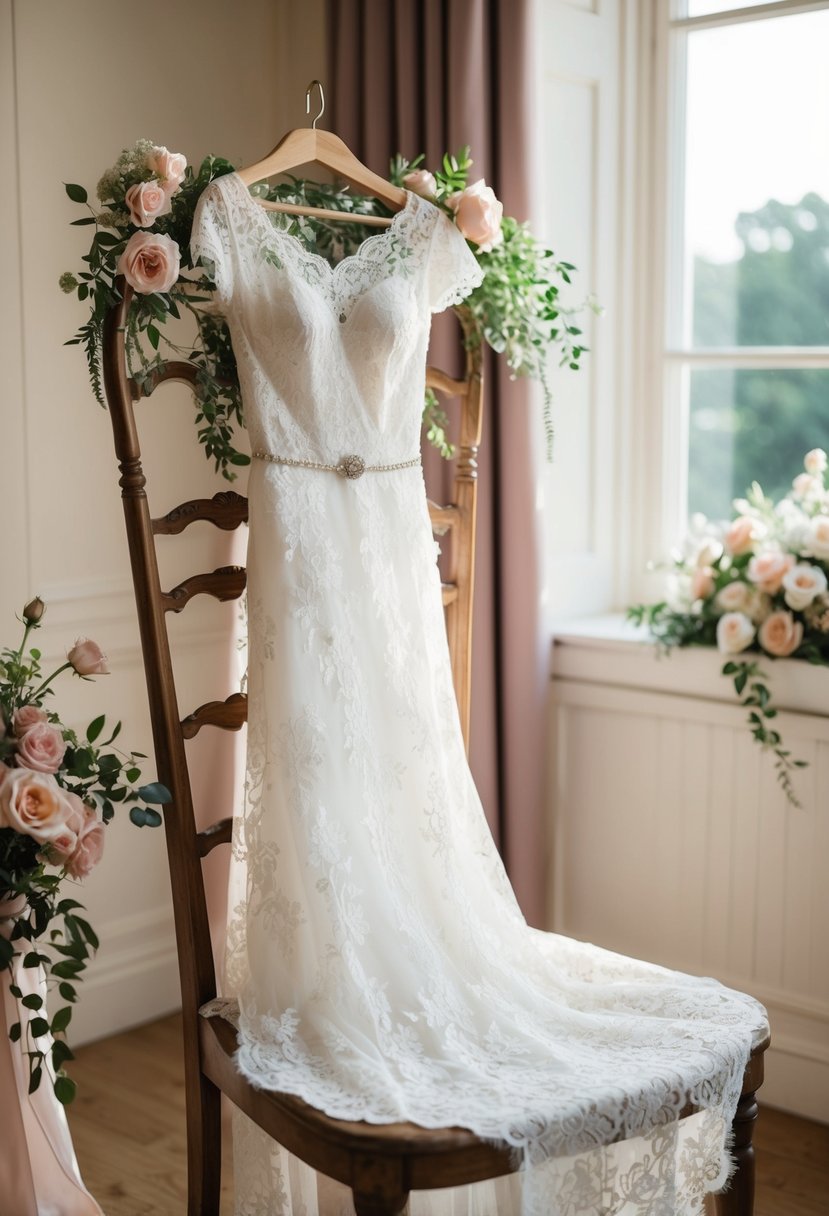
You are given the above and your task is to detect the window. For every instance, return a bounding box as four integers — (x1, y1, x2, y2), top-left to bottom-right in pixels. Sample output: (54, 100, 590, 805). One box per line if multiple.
(662, 1, 829, 527)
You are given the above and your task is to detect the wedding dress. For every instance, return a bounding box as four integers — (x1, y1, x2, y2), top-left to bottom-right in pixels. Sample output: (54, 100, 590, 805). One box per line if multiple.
(189, 170, 768, 1216)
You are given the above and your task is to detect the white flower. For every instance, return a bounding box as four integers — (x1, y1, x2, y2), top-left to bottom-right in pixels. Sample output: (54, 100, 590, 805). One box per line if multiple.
(716, 612, 755, 654)
(792, 472, 822, 501)
(805, 516, 829, 561)
(782, 563, 828, 611)
(804, 448, 827, 476)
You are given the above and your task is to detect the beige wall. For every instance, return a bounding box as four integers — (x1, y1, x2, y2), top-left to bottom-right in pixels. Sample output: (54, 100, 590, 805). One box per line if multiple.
(1, 0, 327, 1043)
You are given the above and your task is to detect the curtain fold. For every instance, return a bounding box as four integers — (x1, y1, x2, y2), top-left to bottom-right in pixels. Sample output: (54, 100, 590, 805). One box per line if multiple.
(327, 0, 546, 925)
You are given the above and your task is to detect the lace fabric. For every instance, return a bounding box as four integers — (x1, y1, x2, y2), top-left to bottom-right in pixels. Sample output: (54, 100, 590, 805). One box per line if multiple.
(189, 172, 768, 1216)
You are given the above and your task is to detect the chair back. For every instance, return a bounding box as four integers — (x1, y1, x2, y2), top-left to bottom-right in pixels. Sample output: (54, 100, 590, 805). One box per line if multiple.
(102, 276, 484, 1021)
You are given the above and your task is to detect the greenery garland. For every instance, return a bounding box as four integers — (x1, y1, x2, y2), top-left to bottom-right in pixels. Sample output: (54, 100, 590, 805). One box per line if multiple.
(61, 141, 593, 480)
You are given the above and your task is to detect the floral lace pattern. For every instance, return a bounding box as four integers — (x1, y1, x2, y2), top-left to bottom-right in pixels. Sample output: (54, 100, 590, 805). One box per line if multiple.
(190, 174, 768, 1216)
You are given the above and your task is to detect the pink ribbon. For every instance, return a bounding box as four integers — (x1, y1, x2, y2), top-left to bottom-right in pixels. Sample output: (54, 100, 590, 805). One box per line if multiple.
(0, 896, 103, 1216)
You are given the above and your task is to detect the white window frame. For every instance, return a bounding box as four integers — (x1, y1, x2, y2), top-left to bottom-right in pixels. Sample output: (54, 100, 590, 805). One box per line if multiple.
(630, 0, 829, 605)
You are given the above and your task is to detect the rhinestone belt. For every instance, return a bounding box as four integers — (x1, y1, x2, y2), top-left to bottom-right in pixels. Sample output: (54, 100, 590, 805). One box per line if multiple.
(252, 451, 420, 480)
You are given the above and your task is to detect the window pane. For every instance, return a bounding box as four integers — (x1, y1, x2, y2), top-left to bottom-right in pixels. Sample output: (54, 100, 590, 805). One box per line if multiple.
(683, 10, 829, 347)
(681, 1, 779, 16)
(688, 367, 829, 519)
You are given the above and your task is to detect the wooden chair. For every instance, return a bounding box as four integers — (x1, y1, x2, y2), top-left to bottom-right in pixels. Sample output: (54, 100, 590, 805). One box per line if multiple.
(102, 276, 768, 1216)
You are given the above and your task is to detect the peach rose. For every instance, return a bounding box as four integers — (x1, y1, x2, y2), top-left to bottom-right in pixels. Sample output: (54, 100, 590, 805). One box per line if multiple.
(124, 180, 172, 228)
(116, 231, 181, 295)
(715, 581, 750, 613)
(0, 770, 73, 843)
(67, 638, 110, 676)
(446, 179, 503, 252)
(147, 146, 187, 193)
(758, 610, 803, 658)
(47, 790, 83, 862)
(691, 566, 714, 601)
(716, 612, 755, 654)
(805, 516, 829, 561)
(724, 515, 763, 556)
(747, 551, 795, 595)
(782, 563, 828, 611)
(65, 805, 105, 879)
(14, 722, 66, 774)
(403, 169, 437, 199)
(12, 705, 49, 736)
(804, 448, 827, 476)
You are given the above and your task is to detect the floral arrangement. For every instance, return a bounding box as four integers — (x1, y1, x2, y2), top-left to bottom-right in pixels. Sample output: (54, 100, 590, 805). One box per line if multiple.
(61, 140, 593, 478)
(628, 449, 829, 807)
(0, 599, 168, 1103)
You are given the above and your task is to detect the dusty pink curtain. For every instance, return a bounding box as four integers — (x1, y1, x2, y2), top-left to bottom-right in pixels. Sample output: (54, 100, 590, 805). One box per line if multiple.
(328, 0, 547, 925)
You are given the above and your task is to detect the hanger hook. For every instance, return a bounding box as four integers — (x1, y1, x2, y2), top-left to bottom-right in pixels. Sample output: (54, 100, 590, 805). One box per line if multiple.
(306, 80, 325, 130)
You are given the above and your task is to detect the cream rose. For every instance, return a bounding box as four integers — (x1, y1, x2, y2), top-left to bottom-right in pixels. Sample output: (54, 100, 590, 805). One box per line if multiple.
(715, 581, 750, 613)
(116, 231, 181, 295)
(724, 515, 763, 556)
(403, 169, 437, 199)
(12, 705, 48, 736)
(147, 145, 187, 192)
(0, 770, 73, 843)
(804, 448, 827, 476)
(805, 516, 829, 561)
(781, 563, 828, 611)
(67, 638, 110, 676)
(14, 722, 66, 774)
(716, 612, 755, 654)
(446, 179, 503, 252)
(758, 610, 803, 657)
(691, 566, 714, 601)
(747, 551, 795, 595)
(124, 180, 172, 228)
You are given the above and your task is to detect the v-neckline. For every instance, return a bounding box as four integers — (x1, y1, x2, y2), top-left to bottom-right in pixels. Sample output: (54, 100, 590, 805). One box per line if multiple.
(221, 169, 418, 285)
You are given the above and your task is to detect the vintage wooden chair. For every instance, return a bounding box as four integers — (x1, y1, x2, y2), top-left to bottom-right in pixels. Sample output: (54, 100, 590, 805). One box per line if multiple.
(102, 275, 768, 1216)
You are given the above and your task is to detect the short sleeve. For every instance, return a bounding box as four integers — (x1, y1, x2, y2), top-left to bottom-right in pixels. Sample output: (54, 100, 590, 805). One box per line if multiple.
(189, 180, 234, 311)
(426, 208, 485, 313)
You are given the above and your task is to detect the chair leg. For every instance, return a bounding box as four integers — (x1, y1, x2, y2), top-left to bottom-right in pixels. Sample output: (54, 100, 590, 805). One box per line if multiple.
(352, 1191, 409, 1216)
(186, 1069, 223, 1216)
(713, 1089, 759, 1216)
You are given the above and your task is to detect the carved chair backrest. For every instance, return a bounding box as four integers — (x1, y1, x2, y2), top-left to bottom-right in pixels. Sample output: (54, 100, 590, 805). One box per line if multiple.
(102, 276, 484, 1019)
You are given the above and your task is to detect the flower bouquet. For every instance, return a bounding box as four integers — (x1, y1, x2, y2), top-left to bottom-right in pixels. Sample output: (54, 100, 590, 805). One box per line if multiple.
(628, 449, 829, 807)
(0, 599, 168, 1103)
(60, 140, 595, 478)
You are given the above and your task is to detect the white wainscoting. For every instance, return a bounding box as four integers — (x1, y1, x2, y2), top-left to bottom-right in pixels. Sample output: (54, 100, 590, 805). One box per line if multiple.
(549, 618, 829, 1123)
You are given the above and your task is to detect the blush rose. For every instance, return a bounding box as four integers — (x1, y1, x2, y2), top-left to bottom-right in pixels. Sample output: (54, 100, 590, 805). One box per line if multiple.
(758, 610, 803, 658)
(147, 146, 187, 193)
(67, 638, 110, 676)
(124, 180, 172, 228)
(0, 770, 73, 843)
(747, 551, 795, 595)
(403, 169, 437, 199)
(12, 705, 48, 736)
(14, 721, 66, 774)
(446, 180, 504, 252)
(117, 231, 181, 295)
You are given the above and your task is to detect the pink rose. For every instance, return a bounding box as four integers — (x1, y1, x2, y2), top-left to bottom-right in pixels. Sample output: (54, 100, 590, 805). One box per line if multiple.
(124, 180, 172, 228)
(12, 705, 49, 736)
(747, 551, 795, 595)
(403, 169, 437, 199)
(691, 566, 714, 601)
(14, 722, 66, 774)
(446, 179, 503, 252)
(724, 515, 763, 556)
(0, 770, 73, 843)
(758, 610, 803, 658)
(147, 146, 187, 193)
(116, 231, 181, 295)
(67, 638, 110, 676)
(716, 612, 755, 654)
(65, 805, 105, 879)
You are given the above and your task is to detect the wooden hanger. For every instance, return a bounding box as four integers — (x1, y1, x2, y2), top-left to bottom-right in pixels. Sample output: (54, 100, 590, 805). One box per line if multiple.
(235, 81, 406, 229)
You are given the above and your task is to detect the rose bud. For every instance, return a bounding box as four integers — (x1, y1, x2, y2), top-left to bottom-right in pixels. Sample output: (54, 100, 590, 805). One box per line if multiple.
(67, 638, 110, 676)
(23, 597, 45, 624)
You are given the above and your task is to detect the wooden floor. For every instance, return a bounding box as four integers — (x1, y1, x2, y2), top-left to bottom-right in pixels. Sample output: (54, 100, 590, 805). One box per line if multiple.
(68, 1013, 829, 1215)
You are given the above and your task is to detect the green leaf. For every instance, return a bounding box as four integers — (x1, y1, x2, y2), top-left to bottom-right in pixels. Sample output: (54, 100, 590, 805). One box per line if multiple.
(64, 182, 88, 204)
(52, 1040, 74, 1069)
(59, 982, 77, 1003)
(9, 1021, 21, 1042)
(74, 918, 99, 950)
(86, 714, 106, 743)
(734, 670, 748, 695)
(51, 1006, 72, 1034)
(30, 1017, 50, 1037)
(28, 1065, 43, 1095)
(54, 1075, 77, 1106)
(22, 993, 43, 1010)
(138, 782, 172, 804)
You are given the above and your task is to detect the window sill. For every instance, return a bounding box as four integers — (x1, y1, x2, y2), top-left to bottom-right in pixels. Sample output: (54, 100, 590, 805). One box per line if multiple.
(551, 613, 829, 719)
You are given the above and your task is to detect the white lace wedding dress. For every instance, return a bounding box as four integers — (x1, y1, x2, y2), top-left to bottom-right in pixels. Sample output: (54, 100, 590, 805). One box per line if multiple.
(189, 170, 768, 1216)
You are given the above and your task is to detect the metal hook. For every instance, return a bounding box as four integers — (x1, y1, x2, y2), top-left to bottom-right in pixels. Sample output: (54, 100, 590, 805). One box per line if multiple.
(305, 80, 325, 130)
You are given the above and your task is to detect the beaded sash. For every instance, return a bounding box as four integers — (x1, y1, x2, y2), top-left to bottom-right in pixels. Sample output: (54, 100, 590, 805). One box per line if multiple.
(252, 450, 421, 480)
